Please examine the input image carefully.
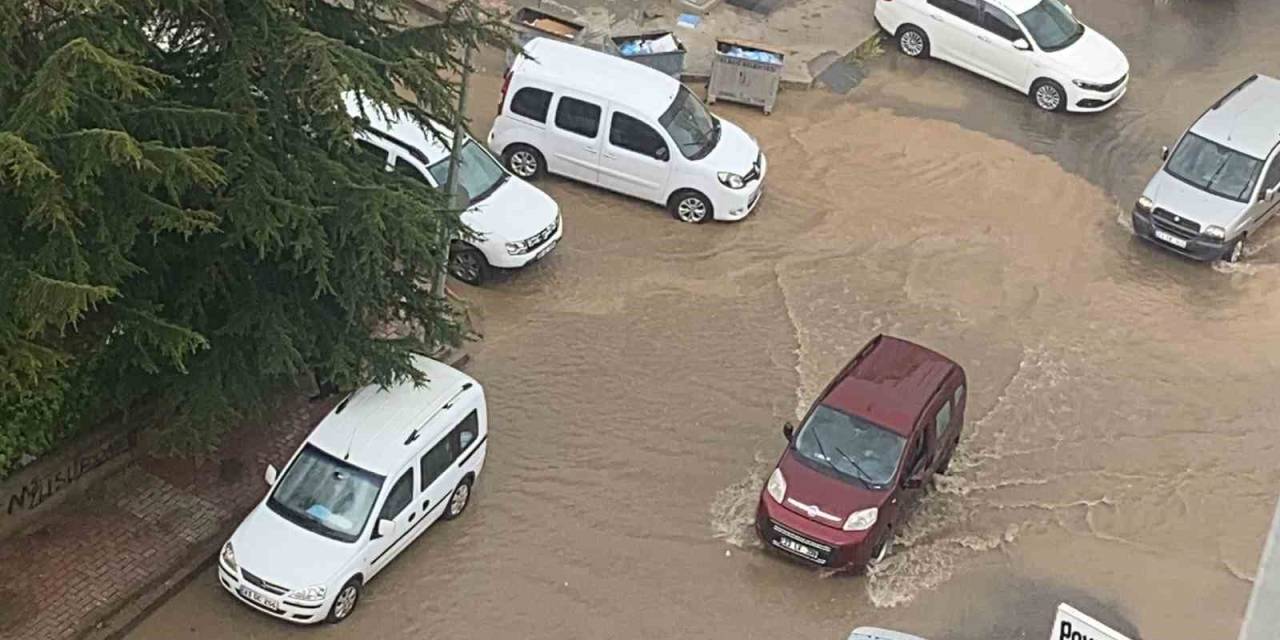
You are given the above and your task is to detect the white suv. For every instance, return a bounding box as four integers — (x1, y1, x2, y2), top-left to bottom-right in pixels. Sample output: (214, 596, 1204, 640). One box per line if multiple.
(217, 355, 487, 624)
(488, 38, 766, 224)
(875, 0, 1129, 113)
(1132, 75, 1280, 263)
(346, 93, 561, 285)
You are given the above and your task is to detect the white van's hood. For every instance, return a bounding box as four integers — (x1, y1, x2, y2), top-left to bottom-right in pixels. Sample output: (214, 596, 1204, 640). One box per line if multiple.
(703, 118, 761, 176)
(1143, 169, 1248, 229)
(1044, 27, 1129, 84)
(229, 504, 356, 591)
(463, 176, 559, 243)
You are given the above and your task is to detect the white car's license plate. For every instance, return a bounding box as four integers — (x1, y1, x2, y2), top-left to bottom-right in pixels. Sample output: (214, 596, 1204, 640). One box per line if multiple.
(1154, 229, 1188, 249)
(776, 536, 819, 559)
(240, 586, 279, 611)
(534, 239, 557, 261)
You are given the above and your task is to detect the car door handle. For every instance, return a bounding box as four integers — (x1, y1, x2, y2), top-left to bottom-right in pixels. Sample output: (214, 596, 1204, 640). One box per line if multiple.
(602, 152, 617, 160)
(408, 512, 416, 522)
(422, 499, 431, 511)
(977, 35, 991, 43)
(929, 13, 943, 21)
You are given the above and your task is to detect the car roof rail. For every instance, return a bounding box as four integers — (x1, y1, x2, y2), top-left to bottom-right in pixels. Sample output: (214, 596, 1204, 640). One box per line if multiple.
(403, 382, 473, 446)
(1211, 74, 1259, 110)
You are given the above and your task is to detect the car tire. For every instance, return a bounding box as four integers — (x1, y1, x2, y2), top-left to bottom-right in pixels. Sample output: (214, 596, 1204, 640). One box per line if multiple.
(448, 244, 490, 286)
(326, 578, 361, 624)
(1226, 236, 1246, 263)
(503, 144, 544, 181)
(869, 528, 895, 566)
(443, 476, 473, 521)
(897, 25, 930, 58)
(1031, 79, 1066, 112)
(669, 190, 713, 224)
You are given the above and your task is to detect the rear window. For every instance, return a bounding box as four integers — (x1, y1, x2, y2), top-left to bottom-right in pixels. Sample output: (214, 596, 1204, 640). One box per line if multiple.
(510, 87, 552, 123)
(555, 97, 602, 138)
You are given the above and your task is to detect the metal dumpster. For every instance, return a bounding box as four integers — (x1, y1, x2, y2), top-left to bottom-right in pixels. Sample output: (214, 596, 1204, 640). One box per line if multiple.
(605, 31, 687, 78)
(707, 38, 785, 114)
(507, 7, 585, 66)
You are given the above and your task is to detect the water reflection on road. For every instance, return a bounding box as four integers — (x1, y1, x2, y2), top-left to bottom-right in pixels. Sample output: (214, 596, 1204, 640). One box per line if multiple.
(127, 1, 1280, 638)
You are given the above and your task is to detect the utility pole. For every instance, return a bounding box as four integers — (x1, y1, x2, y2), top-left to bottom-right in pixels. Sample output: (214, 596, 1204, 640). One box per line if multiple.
(432, 19, 474, 300)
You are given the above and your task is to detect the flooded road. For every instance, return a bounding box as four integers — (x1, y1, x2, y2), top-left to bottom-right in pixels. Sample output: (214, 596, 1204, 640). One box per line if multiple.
(130, 1, 1280, 638)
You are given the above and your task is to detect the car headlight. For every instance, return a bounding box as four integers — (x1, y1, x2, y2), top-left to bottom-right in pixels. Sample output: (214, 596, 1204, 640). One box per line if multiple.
(1204, 225, 1226, 240)
(505, 240, 528, 255)
(1135, 196, 1154, 214)
(287, 585, 327, 602)
(718, 172, 746, 189)
(1072, 79, 1106, 91)
(766, 468, 787, 503)
(842, 507, 878, 532)
(220, 542, 238, 574)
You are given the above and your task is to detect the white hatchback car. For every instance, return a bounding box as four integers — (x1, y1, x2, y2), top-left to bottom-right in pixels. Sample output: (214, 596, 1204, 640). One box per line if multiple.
(345, 93, 561, 285)
(217, 356, 487, 624)
(875, 0, 1129, 113)
(488, 37, 766, 224)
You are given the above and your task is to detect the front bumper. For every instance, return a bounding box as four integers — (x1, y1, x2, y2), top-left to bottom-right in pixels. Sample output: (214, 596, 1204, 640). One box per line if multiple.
(712, 153, 768, 222)
(1131, 209, 1230, 261)
(754, 494, 880, 571)
(485, 219, 563, 269)
(1067, 82, 1127, 113)
(218, 563, 328, 624)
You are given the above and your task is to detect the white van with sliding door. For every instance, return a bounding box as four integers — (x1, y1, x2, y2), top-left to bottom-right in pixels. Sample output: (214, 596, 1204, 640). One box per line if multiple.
(488, 37, 767, 224)
(217, 356, 487, 624)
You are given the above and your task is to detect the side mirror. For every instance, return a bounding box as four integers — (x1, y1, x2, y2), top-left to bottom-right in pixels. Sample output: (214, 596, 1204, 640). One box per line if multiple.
(264, 464, 278, 487)
(654, 147, 669, 161)
(1063, 3, 1074, 14)
(1013, 38, 1031, 52)
(1266, 186, 1278, 201)
(782, 422, 795, 441)
(373, 518, 396, 539)
(1160, 145, 1170, 161)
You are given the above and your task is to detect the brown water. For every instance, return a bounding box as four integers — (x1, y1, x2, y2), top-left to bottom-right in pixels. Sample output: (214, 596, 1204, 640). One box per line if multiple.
(129, 2, 1280, 638)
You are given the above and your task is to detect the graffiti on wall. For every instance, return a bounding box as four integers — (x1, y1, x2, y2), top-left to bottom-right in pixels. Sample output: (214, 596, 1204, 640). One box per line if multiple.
(3, 433, 132, 516)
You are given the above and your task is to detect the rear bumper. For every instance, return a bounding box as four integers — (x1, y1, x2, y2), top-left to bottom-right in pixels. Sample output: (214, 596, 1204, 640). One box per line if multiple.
(754, 494, 880, 570)
(218, 564, 327, 624)
(1131, 209, 1230, 261)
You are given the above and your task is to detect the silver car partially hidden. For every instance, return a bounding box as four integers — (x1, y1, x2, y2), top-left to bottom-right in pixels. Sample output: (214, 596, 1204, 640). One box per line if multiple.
(1132, 74, 1280, 263)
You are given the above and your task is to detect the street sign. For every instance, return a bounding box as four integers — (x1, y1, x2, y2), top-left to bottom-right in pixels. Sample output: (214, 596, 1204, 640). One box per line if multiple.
(1052, 603, 1134, 640)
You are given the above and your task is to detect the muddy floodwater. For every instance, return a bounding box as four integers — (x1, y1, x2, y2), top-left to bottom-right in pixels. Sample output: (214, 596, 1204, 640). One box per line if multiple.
(129, 1, 1280, 638)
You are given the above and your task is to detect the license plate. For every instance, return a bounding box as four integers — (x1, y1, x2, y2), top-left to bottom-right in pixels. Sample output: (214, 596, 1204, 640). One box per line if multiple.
(775, 536, 819, 560)
(534, 239, 557, 261)
(1154, 229, 1188, 249)
(240, 586, 279, 611)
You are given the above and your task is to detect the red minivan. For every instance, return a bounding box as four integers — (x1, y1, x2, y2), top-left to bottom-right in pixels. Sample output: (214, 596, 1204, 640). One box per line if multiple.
(755, 335, 966, 570)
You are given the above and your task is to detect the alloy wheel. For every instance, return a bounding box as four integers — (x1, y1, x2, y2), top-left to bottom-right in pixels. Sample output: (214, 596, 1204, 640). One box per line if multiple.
(449, 251, 482, 283)
(900, 32, 925, 57)
(449, 483, 470, 517)
(1035, 84, 1062, 111)
(510, 150, 538, 178)
(676, 196, 708, 223)
(333, 585, 358, 620)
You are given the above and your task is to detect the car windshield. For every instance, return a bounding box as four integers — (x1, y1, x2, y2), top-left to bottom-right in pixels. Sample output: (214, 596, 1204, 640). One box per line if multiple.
(1018, 0, 1084, 51)
(792, 405, 906, 489)
(1164, 133, 1264, 203)
(659, 85, 720, 160)
(428, 138, 509, 204)
(267, 444, 384, 543)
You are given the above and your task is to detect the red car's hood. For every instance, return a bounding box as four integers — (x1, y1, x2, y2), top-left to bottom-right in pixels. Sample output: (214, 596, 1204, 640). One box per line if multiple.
(777, 450, 889, 528)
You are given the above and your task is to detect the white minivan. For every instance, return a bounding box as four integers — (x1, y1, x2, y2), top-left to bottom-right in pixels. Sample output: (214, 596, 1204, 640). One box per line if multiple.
(345, 93, 562, 285)
(488, 37, 767, 224)
(217, 355, 487, 624)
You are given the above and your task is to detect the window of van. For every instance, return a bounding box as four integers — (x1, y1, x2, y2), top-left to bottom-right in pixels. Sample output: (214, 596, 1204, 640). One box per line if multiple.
(380, 469, 414, 521)
(420, 435, 455, 490)
(934, 401, 952, 444)
(659, 86, 718, 160)
(267, 444, 384, 543)
(554, 97, 602, 138)
(510, 87, 552, 123)
(456, 411, 479, 451)
(609, 112, 668, 160)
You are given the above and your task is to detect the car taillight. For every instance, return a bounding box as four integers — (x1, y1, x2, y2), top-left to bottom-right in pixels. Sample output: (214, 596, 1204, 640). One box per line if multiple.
(497, 70, 512, 116)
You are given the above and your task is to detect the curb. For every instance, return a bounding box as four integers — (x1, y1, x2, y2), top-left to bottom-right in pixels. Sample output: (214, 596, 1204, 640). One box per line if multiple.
(77, 348, 472, 640)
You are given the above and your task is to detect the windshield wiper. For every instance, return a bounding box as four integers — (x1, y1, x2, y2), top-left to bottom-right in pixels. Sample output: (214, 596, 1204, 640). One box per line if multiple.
(808, 428, 876, 487)
(833, 445, 881, 488)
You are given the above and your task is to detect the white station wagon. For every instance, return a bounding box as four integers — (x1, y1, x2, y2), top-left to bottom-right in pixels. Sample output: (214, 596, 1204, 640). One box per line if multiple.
(217, 356, 487, 624)
(875, 0, 1129, 113)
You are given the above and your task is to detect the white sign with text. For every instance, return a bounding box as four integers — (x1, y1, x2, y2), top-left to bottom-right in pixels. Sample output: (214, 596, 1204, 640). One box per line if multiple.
(1052, 603, 1135, 640)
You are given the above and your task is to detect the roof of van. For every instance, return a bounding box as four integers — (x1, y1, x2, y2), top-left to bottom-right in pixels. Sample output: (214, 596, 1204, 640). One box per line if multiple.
(342, 91, 453, 166)
(307, 355, 479, 476)
(515, 38, 680, 118)
(1192, 75, 1280, 160)
(820, 336, 960, 437)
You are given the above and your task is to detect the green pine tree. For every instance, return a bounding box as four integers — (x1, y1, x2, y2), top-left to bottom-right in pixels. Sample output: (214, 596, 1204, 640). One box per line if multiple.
(0, 0, 509, 472)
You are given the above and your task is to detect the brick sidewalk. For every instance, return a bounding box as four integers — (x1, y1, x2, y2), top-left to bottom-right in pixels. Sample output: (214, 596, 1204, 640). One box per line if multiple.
(0, 395, 335, 640)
